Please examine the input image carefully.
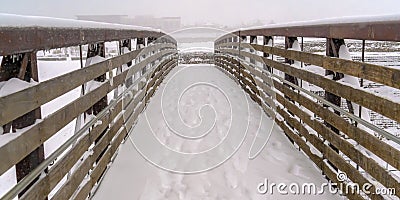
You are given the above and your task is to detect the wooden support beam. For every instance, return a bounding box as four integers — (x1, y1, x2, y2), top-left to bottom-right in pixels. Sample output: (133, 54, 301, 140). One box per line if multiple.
(86, 43, 107, 116)
(0, 52, 45, 198)
(283, 36, 299, 143)
(284, 37, 298, 85)
(120, 39, 133, 87)
(263, 36, 273, 72)
(85, 42, 108, 185)
(324, 38, 346, 172)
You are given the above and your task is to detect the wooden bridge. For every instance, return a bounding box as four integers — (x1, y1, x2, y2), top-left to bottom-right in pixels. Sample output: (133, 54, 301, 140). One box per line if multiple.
(0, 16, 399, 199)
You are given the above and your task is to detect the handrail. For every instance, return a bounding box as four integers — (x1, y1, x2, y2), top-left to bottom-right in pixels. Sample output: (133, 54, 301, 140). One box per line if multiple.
(0, 13, 179, 56)
(216, 17, 400, 42)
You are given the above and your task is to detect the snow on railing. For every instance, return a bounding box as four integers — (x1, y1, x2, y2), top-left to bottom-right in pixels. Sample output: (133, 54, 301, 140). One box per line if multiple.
(0, 13, 174, 56)
(0, 13, 158, 31)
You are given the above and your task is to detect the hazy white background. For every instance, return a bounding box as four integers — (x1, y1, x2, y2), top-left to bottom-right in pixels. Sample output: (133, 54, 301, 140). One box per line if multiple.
(1, 0, 399, 26)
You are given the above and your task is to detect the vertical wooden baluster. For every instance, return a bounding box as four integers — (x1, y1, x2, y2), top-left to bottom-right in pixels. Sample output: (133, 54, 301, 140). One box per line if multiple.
(324, 38, 346, 172)
(0, 52, 45, 198)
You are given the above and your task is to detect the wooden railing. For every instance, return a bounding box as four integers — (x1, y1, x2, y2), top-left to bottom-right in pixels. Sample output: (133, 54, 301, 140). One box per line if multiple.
(0, 21, 177, 199)
(214, 19, 400, 199)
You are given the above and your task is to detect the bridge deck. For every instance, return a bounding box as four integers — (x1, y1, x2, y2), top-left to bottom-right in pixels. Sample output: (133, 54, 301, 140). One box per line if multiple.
(93, 64, 338, 199)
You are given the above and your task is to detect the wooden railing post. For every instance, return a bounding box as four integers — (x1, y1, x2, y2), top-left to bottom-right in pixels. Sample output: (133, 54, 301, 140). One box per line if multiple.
(239, 35, 247, 84)
(0, 52, 45, 197)
(324, 38, 345, 171)
(284, 37, 299, 86)
(263, 36, 273, 72)
(86, 42, 107, 116)
(85, 42, 110, 186)
(249, 36, 257, 64)
(283, 36, 299, 144)
(120, 39, 132, 66)
(119, 39, 134, 88)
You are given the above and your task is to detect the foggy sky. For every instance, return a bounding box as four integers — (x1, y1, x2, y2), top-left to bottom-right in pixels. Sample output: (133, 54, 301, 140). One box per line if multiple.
(1, 0, 399, 26)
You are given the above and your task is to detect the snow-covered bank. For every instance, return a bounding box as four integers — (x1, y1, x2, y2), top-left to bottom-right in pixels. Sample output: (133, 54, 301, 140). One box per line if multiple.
(93, 64, 340, 200)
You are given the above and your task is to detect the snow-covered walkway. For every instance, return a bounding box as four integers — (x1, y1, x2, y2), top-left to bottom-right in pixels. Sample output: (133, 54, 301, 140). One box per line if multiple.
(93, 64, 340, 200)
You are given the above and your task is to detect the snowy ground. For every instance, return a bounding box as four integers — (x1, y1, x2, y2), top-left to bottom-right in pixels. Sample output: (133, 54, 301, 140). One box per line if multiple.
(93, 64, 341, 200)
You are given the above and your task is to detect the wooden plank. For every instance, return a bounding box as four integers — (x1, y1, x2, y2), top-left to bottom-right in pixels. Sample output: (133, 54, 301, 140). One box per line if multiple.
(17, 54, 29, 79)
(72, 127, 128, 200)
(215, 63, 239, 84)
(0, 49, 138, 126)
(274, 79, 400, 173)
(275, 88, 400, 198)
(146, 59, 174, 91)
(276, 107, 324, 152)
(258, 89, 275, 110)
(52, 151, 93, 200)
(51, 115, 124, 200)
(0, 46, 175, 126)
(254, 78, 275, 98)
(217, 61, 260, 102)
(0, 49, 175, 175)
(220, 48, 264, 63)
(0, 27, 169, 56)
(121, 88, 138, 109)
(262, 57, 400, 123)
(218, 20, 400, 42)
(122, 77, 147, 111)
(0, 69, 128, 176)
(276, 119, 365, 200)
(217, 55, 274, 87)
(275, 119, 323, 170)
(73, 124, 127, 200)
(145, 61, 176, 103)
(126, 49, 176, 78)
(21, 99, 122, 199)
(251, 43, 400, 90)
(278, 107, 385, 200)
(124, 89, 146, 122)
(261, 101, 276, 118)
(125, 59, 173, 113)
(125, 102, 146, 132)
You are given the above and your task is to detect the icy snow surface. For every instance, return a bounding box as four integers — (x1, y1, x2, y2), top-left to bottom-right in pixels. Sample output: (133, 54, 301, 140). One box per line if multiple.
(241, 14, 400, 31)
(93, 64, 339, 200)
(0, 13, 158, 31)
(0, 78, 37, 97)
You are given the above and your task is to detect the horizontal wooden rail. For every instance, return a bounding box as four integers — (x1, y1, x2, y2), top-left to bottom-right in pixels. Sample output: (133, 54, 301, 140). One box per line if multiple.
(0, 49, 177, 177)
(0, 44, 176, 127)
(17, 55, 177, 199)
(0, 26, 173, 56)
(216, 42, 400, 90)
(217, 46, 400, 123)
